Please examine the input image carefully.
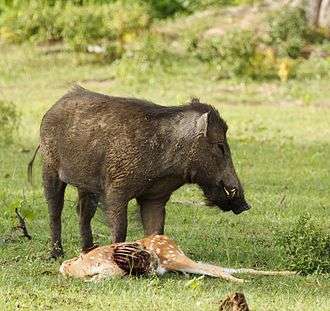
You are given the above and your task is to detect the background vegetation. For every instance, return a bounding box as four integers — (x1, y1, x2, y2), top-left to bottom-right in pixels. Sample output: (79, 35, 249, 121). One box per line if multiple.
(0, 0, 329, 310)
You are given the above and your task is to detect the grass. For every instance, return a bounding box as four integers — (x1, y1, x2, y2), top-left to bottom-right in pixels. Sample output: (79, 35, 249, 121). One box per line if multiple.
(0, 38, 329, 310)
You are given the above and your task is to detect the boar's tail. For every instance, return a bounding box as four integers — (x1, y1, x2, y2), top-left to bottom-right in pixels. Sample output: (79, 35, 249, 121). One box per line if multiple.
(28, 145, 40, 185)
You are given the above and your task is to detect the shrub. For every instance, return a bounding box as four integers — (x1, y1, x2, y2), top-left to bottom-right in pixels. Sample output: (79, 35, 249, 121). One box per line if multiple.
(276, 215, 330, 275)
(61, 2, 151, 59)
(0, 100, 20, 145)
(0, 2, 64, 43)
(59, 5, 108, 52)
(143, 0, 191, 19)
(295, 57, 330, 80)
(217, 30, 259, 78)
(140, 0, 238, 19)
(107, 1, 152, 45)
(192, 29, 306, 81)
(114, 33, 180, 83)
(134, 33, 180, 64)
(267, 7, 309, 58)
(193, 30, 271, 79)
(0, 1, 152, 61)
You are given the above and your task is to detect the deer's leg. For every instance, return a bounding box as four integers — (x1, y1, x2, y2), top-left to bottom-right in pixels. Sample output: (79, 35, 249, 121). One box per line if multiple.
(216, 272, 245, 283)
(182, 262, 246, 283)
(137, 196, 169, 236)
(76, 189, 99, 251)
(178, 266, 245, 283)
(228, 268, 296, 276)
(43, 165, 67, 259)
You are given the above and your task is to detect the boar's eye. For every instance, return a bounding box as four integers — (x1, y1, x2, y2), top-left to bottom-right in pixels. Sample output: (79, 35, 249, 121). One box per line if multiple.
(218, 143, 225, 155)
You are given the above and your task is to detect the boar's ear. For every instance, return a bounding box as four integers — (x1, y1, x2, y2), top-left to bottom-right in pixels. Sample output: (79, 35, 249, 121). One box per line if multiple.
(196, 112, 209, 137)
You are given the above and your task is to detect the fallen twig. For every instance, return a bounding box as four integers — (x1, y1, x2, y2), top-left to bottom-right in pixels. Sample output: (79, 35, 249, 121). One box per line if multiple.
(171, 200, 206, 207)
(15, 208, 32, 240)
(277, 195, 286, 208)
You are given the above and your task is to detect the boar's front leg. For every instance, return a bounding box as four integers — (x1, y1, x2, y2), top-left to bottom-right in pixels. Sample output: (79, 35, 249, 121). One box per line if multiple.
(137, 196, 170, 235)
(105, 191, 128, 243)
(76, 189, 99, 251)
(42, 166, 67, 259)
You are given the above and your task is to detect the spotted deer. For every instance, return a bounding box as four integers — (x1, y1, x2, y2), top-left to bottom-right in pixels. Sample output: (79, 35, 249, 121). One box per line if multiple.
(60, 235, 295, 282)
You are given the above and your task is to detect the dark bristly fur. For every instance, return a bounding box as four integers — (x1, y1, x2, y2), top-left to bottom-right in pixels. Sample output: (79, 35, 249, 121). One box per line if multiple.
(32, 86, 250, 258)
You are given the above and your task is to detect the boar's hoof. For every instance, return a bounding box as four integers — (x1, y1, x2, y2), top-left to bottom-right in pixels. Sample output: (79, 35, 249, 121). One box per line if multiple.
(48, 248, 64, 260)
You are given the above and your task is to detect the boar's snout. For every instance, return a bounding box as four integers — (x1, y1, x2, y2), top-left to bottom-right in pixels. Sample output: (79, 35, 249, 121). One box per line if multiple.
(220, 181, 251, 214)
(229, 198, 251, 214)
(201, 182, 251, 215)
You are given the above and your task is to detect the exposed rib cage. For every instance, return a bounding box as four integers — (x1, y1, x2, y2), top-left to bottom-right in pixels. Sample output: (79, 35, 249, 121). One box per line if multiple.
(112, 242, 156, 276)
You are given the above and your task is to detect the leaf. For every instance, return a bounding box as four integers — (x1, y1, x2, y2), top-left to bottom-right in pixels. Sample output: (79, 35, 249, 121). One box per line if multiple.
(184, 275, 204, 290)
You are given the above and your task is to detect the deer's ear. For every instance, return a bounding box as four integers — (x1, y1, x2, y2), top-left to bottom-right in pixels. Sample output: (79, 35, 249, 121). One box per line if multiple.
(196, 112, 209, 137)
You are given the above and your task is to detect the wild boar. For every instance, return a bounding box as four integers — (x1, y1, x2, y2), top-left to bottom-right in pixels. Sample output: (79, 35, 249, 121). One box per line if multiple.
(31, 85, 250, 258)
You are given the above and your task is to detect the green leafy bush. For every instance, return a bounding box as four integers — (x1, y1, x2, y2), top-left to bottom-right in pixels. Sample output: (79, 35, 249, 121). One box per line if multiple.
(143, 0, 191, 18)
(193, 30, 276, 79)
(0, 1, 152, 61)
(0, 100, 20, 145)
(112, 1, 249, 19)
(114, 33, 180, 83)
(59, 5, 108, 51)
(61, 2, 151, 58)
(146, 34, 181, 65)
(0, 2, 64, 43)
(216, 30, 258, 78)
(295, 57, 330, 80)
(276, 216, 330, 275)
(267, 7, 309, 58)
(189, 6, 327, 80)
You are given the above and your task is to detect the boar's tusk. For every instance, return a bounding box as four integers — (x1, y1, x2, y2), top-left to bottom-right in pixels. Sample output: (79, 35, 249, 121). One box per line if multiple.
(230, 188, 237, 199)
(224, 187, 230, 196)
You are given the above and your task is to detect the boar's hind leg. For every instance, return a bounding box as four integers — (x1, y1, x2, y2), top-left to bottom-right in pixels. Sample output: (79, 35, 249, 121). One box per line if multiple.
(43, 166, 67, 259)
(76, 189, 99, 251)
(137, 196, 169, 236)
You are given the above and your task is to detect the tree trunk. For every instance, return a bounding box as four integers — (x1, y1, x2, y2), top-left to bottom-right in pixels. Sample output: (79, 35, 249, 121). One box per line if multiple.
(289, 0, 329, 28)
(319, 0, 330, 28)
(308, 0, 323, 26)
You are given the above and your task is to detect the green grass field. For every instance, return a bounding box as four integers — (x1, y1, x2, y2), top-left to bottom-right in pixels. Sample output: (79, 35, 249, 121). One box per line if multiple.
(0, 38, 329, 311)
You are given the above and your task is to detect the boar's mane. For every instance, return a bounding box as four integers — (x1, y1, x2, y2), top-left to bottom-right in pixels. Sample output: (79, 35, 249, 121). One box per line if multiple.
(67, 85, 227, 130)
